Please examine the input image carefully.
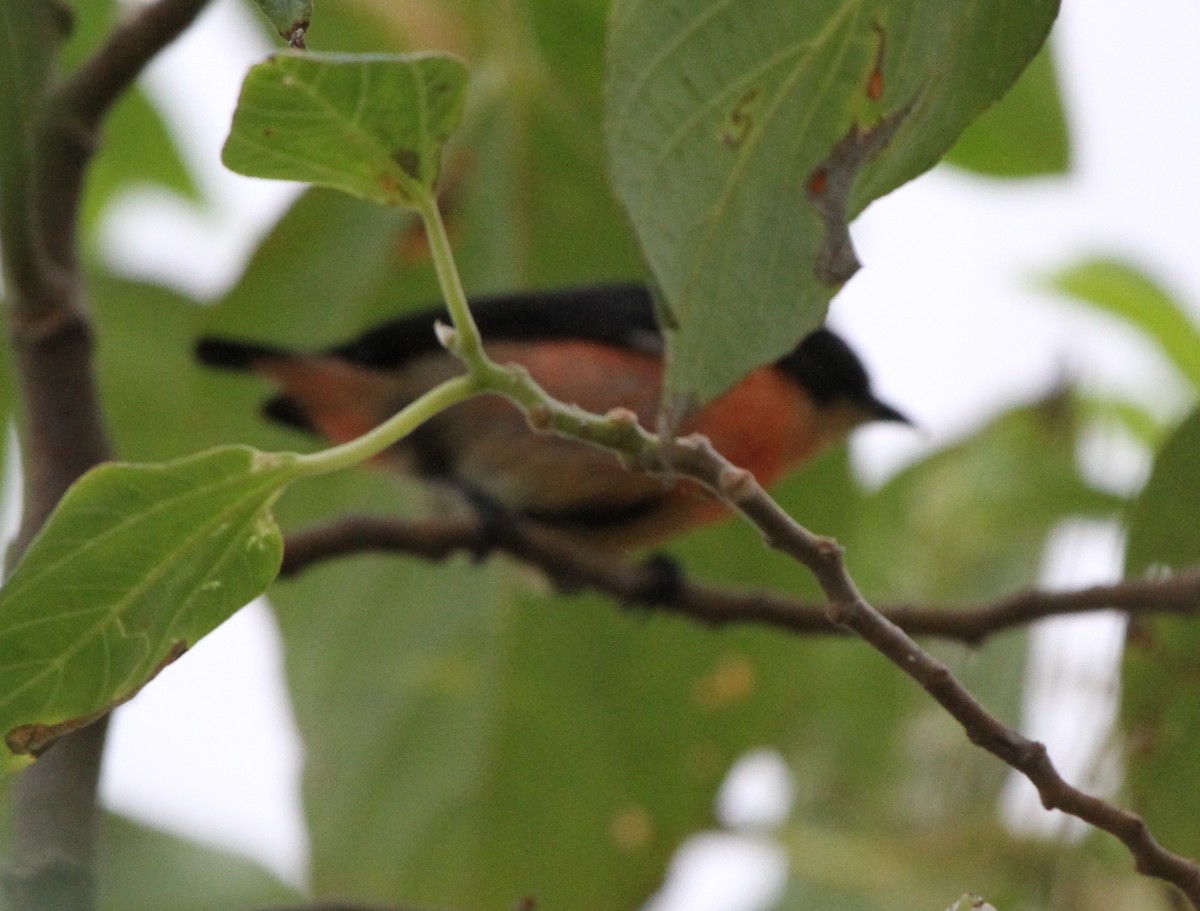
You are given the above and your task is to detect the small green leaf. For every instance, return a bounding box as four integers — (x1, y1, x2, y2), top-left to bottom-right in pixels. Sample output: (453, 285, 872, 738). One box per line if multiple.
(246, 0, 313, 47)
(0, 446, 301, 767)
(944, 45, 1069, 178)
(1049, 257, 1200, 389)
(222, 51, 469, 207)
(606, 0, 1059, 406)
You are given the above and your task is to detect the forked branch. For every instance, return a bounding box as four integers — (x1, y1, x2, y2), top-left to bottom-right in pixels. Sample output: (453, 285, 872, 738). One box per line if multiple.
(282, 437, 1200, 906)
(282, 513, 1200, 645)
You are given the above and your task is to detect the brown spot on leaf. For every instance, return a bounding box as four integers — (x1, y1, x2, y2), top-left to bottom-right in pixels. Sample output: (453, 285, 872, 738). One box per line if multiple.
(867, 23, 886, 101)
(609, 804, 653, 852)
(5, 640, 188, 757)
(721, 87, 761, 149)
(285, 20, 309, 50)
(867, 70, 884, 102)
(691, 653, 756, 711)
(806, 96, 916, 286)
(6, 723, 56, 756)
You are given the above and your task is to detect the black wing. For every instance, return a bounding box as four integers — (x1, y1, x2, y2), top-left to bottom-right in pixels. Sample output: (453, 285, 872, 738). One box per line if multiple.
(330, 282, 660, 369)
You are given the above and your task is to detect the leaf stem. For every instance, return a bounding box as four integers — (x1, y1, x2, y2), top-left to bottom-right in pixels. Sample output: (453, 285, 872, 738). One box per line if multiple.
(294, 182, 661, 493)
(415, 190, 485, 366)
(292, 374, 479, 477)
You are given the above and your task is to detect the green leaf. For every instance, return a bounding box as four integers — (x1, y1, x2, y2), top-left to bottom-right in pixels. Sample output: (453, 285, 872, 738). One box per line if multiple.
(0, 0, 57, 243)
(83, 87, 200, 241)
(246, 0, 313, 46)
(1121, 408, 1200, 857)
(202, 188, 417, 347)
(58, 0, 115, 72)
(943, 45, 1069, 178)
(208, 1, 643, 344)
(841, 394, 1117, 819)
(275, 544, 894, 911)
(0, 446, 300, 767)
(606, 0, 1059, 406)
(0, 0, 56, 134)
(267, 450, 918, 911)
(1125, 407, 1200, 575)
(99, 814, 302, 910)
(1122, 612, 1200, 861)
(1049, 257, 1200, 389)
(91, 273, 268, 463)
(222, 51, 469, 207)
(772, 789, 1174, 910)
(775, 824, 1024, 910)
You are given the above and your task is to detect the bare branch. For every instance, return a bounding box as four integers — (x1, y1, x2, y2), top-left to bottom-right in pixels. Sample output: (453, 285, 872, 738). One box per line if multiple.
(279, 434, 1200, 905)
(663, 433, 1200, 906)
(281, 514, 1200, 645)
(59, 0, 212, 125)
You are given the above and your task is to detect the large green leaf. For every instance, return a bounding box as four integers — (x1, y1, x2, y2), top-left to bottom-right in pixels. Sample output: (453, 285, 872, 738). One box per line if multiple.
(943, 44, 1069, 178)
(606, 0, 1059, 407)
(0, 446, 299, 767)
(222, 51, 468, 207)
(1049, 257, 1200, 389)
(1121, 407, 1200, 858)
(274, 543, 906, 911)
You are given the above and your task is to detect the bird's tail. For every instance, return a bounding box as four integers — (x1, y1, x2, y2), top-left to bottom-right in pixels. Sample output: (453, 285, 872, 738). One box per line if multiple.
(194, 337, 293, 370)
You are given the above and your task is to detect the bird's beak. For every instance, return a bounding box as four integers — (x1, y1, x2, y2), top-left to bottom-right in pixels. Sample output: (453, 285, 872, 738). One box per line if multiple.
(868, 397, 912, 425)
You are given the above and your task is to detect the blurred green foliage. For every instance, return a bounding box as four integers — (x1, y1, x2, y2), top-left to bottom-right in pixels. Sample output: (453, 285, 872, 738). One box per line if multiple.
(3, 1, 1199, 910)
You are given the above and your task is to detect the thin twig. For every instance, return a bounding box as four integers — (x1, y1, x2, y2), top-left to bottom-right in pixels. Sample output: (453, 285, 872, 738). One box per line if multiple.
(280, 514, 1200, 645)
(665, 432, 1200, 906)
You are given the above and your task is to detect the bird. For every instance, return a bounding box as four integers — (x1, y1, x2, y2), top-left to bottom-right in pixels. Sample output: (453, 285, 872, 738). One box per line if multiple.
(196, 282, 908, 552)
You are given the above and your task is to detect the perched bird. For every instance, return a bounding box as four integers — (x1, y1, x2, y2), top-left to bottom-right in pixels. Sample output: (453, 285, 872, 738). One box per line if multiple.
(196, 283, 907, 551)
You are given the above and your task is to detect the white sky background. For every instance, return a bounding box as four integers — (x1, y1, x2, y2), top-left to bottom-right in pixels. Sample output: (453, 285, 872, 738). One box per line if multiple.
(94, 0, 1200, 903)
